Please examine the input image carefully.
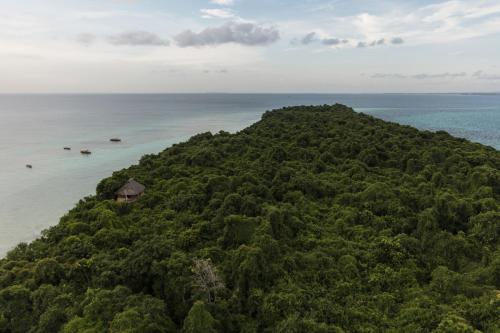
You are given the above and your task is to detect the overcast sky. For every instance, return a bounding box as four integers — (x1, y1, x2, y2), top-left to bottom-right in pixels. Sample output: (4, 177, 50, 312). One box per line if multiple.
(1, 0, 500, 93)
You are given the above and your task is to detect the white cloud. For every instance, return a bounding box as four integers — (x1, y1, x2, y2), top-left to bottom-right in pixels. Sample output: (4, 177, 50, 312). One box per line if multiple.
(200, 8, 235, 19)
(307, 2, 336, 13)
(1, 0, 500, 92)
(349, 0, 500, 44)
(210, 0, 234, 5)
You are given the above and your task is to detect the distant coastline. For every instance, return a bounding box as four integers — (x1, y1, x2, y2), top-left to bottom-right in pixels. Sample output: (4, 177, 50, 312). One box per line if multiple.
(0, 93, 499, 257)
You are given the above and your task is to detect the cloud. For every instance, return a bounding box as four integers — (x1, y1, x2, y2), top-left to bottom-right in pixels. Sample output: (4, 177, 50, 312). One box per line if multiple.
(107, 31, 170, 46)
(322, 38, 340, 45)
(297, 32, 349, 46)
(371, 73, 408, 79)
(349, 1, 500, 45)
(301, 32, 318, 45)
(210, 0, 234, 5)
(201, 8, 235, 19)
(308, 2, 336, 12)
(412, 72, 466, 79)
(356, 37, 401, 48)
(473, 70, 500, 80)
(391, 37, 404, 44)
(76, 33, 96, 46)
(369, 38, 385, 46)
(370, 72, 468, 79)
(322, 38, 349, 46)
(174, 21, 280, 47)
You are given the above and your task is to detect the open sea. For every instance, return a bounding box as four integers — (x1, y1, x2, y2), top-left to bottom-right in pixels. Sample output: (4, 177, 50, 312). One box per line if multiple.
(1, 93, 500, 256)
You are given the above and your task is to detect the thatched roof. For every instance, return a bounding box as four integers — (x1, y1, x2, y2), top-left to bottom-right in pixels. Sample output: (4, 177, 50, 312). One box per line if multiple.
(116, 179, 145, 196)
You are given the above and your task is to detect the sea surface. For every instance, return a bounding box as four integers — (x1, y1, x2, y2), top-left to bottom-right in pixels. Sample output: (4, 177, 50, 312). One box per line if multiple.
(1, 93, 499, 256)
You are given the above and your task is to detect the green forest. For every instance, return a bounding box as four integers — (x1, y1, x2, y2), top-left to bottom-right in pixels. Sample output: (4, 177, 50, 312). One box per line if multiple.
(1, 104, 499, 332)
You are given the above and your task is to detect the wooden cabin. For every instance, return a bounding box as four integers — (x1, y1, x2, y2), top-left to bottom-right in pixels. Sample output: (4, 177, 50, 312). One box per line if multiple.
(115, 178, 145, 203)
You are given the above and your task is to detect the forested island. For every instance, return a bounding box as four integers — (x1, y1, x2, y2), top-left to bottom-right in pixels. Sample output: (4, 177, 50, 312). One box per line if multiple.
(1, 104, 499, 332)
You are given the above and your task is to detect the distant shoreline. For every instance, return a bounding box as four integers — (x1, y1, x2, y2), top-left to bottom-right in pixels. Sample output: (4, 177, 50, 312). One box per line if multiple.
(1, 93, 499, 258)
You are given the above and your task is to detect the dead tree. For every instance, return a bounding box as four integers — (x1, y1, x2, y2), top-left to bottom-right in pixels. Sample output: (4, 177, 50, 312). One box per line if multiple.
(191, 258, 225, 303)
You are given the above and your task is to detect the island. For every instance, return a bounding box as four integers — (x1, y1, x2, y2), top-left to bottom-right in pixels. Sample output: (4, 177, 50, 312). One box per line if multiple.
(1, 104, 499, 332)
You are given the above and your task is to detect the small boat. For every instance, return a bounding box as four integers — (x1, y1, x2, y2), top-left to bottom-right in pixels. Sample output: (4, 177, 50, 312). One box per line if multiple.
(110, 138, 122, 142)
(64, 147, 71, 150)
(80, 149, 92, 155)
(26, 164, 32, 169)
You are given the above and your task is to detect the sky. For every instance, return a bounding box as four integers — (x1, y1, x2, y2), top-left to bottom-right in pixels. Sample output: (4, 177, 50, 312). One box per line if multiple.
(1, 0, 500, 93)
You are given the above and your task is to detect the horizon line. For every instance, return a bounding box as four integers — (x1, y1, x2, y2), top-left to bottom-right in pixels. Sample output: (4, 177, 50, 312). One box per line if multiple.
(0, 92, 499, 95)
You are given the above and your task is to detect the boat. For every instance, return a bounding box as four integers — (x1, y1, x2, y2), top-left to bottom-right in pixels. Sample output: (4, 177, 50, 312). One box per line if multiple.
(80, 149, 92, 155)
(110, 138, 122, 142)
(26, 164, 32, 169)
(64, 147, 71, 150)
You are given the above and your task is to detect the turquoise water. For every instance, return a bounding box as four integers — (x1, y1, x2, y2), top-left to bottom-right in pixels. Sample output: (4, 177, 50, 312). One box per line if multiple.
(1, 93, 499, 256)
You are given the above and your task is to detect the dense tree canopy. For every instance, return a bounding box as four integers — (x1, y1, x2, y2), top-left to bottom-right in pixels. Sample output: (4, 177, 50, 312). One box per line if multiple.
(1, 104, 499, 332)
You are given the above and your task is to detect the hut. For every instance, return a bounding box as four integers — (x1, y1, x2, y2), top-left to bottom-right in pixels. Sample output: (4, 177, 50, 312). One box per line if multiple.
(115, 178, 145, 203)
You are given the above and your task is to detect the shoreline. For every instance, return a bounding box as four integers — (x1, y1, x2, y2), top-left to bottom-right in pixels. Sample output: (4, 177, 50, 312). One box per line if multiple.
(1, 94, 499, 257)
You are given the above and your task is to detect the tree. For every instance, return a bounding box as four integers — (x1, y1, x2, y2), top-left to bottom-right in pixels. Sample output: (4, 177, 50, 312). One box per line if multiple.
(469, 211, 500, 245)
(191, 259, 225, 304)
(0, 285, 33, 333)
(110, 307, 176, 333)
(34, 258, 64, 285)
(182, 301, 216, 333)
(37, 306, 67, 333)
(276, 314, 345, 333)
(433, 313, 478, 333)
(1, 104, 500, 332)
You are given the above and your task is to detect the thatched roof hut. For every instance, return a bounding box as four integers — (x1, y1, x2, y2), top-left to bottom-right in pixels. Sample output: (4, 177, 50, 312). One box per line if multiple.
(115, 178, 145, 202)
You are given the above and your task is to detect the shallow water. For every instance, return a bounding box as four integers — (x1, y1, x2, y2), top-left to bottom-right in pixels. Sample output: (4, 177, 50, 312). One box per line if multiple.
(1, 93, 499, 256)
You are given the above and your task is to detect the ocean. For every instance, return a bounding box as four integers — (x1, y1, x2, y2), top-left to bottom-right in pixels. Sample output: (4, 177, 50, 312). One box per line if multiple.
(1, 93, 499, 256)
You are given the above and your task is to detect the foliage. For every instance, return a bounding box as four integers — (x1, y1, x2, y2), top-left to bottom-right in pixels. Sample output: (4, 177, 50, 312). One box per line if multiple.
(182, 301, 216, 333)
(1, 104, 499, 332)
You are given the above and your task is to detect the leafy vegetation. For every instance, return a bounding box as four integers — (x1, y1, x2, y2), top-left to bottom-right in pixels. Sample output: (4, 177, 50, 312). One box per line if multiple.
(1, 104, 499, 332)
